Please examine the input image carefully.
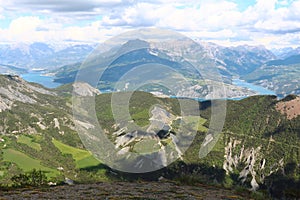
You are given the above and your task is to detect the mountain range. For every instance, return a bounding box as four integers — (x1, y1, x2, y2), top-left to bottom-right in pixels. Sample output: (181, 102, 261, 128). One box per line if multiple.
(1, 40, 300, 98)
(272, 47, 300, 59)
(0, 42, 95, 70)
(51, 39, 300, 98)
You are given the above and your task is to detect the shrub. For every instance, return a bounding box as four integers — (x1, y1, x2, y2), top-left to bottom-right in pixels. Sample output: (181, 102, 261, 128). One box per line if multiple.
(11, 169, 48, 187)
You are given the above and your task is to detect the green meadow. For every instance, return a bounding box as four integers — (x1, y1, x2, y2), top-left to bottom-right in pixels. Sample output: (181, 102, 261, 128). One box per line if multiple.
(52, 138, 100, 169)
(17, 135, 42, 151)
(2, 148, 58, 177)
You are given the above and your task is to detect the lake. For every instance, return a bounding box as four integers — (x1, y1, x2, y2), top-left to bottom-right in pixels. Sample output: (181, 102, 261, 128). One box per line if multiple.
(232, 79, 276, 96)
(21, 72, 61, 88)
(171, 79, 276, 102)
(19, 72, 276, 98)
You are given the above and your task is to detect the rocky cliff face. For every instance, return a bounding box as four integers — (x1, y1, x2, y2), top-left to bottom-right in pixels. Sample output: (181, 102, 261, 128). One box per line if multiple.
(0, 75, 75, 135)
(222, 137, 286, 191)
(0, 75, 55, 112)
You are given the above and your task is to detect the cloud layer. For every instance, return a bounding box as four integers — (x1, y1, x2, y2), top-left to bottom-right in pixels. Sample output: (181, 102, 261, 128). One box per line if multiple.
(0, 0, 299, 48)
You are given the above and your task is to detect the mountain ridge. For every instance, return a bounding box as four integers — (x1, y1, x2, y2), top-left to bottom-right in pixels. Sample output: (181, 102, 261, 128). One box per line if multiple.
(51, 39, 277, 99)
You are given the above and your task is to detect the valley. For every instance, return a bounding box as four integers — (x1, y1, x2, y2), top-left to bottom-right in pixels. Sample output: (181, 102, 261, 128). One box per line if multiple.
(2, 38, 300, 99)
(0, 31, 300, 200)
(1, 0, 300, 199)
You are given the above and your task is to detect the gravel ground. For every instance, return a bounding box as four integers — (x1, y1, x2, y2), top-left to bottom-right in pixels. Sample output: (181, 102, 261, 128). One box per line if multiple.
(0, 181, 250, 200)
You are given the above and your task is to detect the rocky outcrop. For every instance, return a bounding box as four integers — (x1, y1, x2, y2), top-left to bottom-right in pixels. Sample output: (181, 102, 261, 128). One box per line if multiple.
(111, 106, 184, 170)
(222, 137, 286, 191)
(72, 82, 101, 97)
(147, 106, 175, 134)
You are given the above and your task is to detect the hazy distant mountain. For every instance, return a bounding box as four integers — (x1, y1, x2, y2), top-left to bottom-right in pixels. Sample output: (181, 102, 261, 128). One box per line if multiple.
(0, 40, 277, 76)
(52, 39, 264, 99)
(0, 64, 27, 75)
(2, 40, 298, 98)
(200, 42, 277, 76)
(0, 43, 94, 70)
(32, 44, 94, 69)
(51, 39, 279, 99)
(272, 47, 300, 59)
(267, 54, 300, 66)
(0, 43, 54, 68)
(54, 42, 276, 81)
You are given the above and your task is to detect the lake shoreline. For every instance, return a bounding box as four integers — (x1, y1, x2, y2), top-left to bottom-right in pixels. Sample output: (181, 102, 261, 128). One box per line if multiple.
(20, 72, 62, 89)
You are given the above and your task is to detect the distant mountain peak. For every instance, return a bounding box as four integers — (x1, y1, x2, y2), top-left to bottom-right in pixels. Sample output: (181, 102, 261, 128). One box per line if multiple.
(272, 46, 300, 59)
(122, 39, 150, 49)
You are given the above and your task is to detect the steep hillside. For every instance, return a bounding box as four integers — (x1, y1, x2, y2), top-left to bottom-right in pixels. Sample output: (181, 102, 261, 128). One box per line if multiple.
(0, 76, 299, 199)
(182, 95, 300, 198)
(0, 75, 103, 185)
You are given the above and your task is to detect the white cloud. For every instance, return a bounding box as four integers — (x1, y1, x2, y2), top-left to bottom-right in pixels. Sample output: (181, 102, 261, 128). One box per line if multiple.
(185, 29, 237, 39)
(9, 16, 41, 34)
(0, 16, 43, 42)
(0, 6, 3, 14)
(0, 0, 300, 48)
(0, 16, 133, 44)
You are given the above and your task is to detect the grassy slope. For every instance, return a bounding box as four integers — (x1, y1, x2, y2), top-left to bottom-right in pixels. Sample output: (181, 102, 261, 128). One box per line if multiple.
(52, 139, 100, 169)
(17, 135, 41, 151)
(2, 148, 58, 177)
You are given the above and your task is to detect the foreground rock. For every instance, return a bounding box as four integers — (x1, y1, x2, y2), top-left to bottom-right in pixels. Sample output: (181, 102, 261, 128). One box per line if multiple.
(1, 181, 251, 200)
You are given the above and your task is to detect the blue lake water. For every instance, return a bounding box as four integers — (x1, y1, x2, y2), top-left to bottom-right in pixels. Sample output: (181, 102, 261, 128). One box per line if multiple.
(171, 79, 276, 102)
(232, 79, 276, 96)
(21, 72, 62, 88)
(19, 72, 276, 97)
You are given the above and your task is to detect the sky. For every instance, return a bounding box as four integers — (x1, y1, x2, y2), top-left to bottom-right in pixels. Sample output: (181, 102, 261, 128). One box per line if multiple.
(0, 0, 299, 49)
